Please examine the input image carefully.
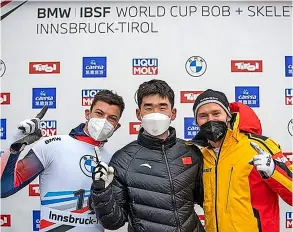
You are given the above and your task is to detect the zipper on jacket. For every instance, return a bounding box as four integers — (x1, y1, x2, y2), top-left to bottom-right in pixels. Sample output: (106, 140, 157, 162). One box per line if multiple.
(214, 129, 228, 232)
(162, 144, 181, 232)
(226, 167, 233, 210)
(214, 144, 223, 232)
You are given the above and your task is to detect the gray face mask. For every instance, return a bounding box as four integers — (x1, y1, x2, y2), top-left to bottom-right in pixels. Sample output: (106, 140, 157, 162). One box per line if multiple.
(87, 118, 114, 141)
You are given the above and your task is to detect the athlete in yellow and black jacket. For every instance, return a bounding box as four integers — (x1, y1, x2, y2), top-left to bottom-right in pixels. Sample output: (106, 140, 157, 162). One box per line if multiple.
(191, 89, 292, 232)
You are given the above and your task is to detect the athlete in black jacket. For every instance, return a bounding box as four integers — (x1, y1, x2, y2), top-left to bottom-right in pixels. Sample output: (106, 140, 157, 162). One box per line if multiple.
(91, 80, 204, 232)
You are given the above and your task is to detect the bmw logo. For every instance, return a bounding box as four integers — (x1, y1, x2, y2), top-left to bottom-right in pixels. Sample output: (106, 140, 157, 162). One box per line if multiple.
(288, 119, 293, 136)
(185, 56, 207, 77)
(79, 155, 98, 177)
(0, 60, 6, 77)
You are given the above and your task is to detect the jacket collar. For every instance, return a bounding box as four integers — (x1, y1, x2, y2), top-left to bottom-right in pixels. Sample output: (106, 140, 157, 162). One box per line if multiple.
(137, 127, 177, 150)
(69, 123, 106, 147)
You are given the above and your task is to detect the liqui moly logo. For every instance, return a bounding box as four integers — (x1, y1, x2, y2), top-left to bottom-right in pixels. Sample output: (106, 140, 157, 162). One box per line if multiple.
(82, 89, 104, 106)
(40, 120, 57, 137)
(286, 212, 292, 228)
(132, 58, 158, 75)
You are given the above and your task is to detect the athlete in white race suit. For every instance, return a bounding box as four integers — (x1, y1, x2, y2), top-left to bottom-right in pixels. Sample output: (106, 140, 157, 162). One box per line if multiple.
(0, 90, 125, 232)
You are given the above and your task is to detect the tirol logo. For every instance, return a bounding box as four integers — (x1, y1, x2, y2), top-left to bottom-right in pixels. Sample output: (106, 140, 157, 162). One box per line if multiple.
(231, 60, 263, 72)
(235, 86, 259, 107)
(285, 56, 292, 77)
(288, 119, 293, 136)
(32, 210, 40, 231)
(29, 184, 40, 196)
(184, 117, 200, 139)
(32, 88, 56, 109)
(180, 91, 204, 103)
(285, 88, 293, 105)
(0, 215, 11, 227)
(286, 212, 292, 228)
(40, 120, 57, 137)
(29, 62, 60, 74)
(132, 58, 158, 75)
(185, 56, 207, 77)
(0, 93, 10, 105)
(0, 60, 6, 77)
(129, 122, 141, 134)
(80, 155, 98, 177)
(0, 119, 6, 140)
(83, 57, 107, 78)
(82, 89, 104, 106)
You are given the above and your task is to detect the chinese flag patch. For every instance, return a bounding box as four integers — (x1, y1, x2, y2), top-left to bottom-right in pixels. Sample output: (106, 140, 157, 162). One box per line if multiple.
(182, 157, 192, 165)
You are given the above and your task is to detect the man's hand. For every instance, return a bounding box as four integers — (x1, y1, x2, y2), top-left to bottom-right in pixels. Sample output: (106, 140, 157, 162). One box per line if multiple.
(10, 106, 48, 153)
(250, 142, 275, 178)
(91, 146, 114, 190)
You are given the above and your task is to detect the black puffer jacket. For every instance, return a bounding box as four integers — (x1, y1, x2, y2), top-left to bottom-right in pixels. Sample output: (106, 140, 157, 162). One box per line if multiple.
(91, 127, 204, 232)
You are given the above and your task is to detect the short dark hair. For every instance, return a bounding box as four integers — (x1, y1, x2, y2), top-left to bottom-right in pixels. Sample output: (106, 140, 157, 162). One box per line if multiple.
(136, 79, 175, 108)
(91, 90, 125, 116)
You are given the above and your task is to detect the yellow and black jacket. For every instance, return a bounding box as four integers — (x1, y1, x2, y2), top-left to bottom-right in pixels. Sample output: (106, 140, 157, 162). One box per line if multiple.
(192, 108, 292, 232)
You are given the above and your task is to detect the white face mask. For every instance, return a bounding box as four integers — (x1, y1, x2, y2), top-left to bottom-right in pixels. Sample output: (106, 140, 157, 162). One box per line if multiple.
(141, 113, 171, 136)
(87, 118, 115, 141)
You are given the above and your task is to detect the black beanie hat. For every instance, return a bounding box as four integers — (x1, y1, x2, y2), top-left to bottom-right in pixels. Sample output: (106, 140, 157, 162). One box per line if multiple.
(193, 89, 232, 120)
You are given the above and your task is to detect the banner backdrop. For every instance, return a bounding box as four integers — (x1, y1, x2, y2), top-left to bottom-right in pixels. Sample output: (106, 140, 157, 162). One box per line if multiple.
(0, 1, 292, 231)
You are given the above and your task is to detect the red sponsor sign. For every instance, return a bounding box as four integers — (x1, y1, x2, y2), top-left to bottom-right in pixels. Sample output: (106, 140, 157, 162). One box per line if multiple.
(180, 91, 204, 103)
(29, 184, 40, 196)
(231, 60, 263, 72)
(0, 93, 10, 105)
(29, 62, 60, 74)
(0, 215, 11, 227)
(129, 122, 141, 134)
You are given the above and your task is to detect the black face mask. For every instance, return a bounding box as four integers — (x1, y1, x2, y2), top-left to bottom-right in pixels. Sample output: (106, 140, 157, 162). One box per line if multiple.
(199, 120, 228, 142)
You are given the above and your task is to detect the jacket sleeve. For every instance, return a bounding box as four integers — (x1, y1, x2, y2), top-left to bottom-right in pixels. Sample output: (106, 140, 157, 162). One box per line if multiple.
(0, 149, 44, 198)
(193, 147, 204, 208)
(263, 138, 292, 206)
(91, 150, 130, 230)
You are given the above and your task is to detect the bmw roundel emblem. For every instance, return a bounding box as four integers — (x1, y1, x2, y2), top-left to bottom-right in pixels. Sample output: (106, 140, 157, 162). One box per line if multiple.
(185, 56, 207, 77)
(288, 119, 293, 136)
(79, 155, 98, 177)
(0, 60, 6, 77)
